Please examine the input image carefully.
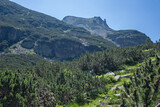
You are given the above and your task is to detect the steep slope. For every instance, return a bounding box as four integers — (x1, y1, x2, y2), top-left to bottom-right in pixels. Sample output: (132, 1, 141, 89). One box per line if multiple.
(63, 16, 151, 47)
(63, 16, 113, 38)
(0, 0, 116, 60)
(107, 30, 150, 47)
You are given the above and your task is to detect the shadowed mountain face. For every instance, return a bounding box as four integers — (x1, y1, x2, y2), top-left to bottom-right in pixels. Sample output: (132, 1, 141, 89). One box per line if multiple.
(107, 30, 150, 47)
(0, 0, 116, 60)
(63, 16, 151, 47)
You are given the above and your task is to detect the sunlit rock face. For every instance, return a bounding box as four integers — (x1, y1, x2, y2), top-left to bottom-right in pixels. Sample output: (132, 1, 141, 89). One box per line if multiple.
(63, 16, 151, 47)
(63, 16, 113, 38)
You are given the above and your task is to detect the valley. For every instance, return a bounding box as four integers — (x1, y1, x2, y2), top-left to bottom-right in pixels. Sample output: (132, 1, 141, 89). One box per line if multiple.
(0, 0, 159, 107)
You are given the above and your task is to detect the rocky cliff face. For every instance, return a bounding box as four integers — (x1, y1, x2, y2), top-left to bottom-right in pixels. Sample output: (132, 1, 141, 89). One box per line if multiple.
(0, 26, 26, 43)
(63, 16, 151, 47)
(0, 26, 27, 51)
(33, 39, 101, 60)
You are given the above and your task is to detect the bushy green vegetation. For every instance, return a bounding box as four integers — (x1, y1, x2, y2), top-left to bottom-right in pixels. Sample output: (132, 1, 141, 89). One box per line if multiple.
(121, 56, 160, 107)
(0, 41, 160, 106)
(0, 65, 108, 106)
(72, 42, 156, 75)
(0, 54, 44, 70)
(0, 70, 42, 107)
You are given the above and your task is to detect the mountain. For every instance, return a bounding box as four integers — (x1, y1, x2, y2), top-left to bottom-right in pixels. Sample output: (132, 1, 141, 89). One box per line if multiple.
(0, 0, 116, 60)
(107, 30, 150, 47)
(63, 16, 151, 47)
(63, 16, 114, 38)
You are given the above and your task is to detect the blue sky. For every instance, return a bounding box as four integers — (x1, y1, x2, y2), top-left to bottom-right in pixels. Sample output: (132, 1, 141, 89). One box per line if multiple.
(10, 0, 160, 42)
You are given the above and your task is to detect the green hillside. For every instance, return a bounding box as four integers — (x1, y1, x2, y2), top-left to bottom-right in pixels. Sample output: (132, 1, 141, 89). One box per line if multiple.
(0, 0, 116, 60)
(107, 30, 151, 47)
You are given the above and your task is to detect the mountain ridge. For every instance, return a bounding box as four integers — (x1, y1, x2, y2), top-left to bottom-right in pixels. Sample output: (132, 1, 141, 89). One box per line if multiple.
(63, 16, 151, 47)
(63, 16, 113, 38)
(0, 0, 116, 60)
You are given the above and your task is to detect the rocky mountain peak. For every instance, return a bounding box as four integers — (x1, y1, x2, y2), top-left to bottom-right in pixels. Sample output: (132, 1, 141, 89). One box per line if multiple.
(63, 16, 151, 47)
(63, 16, 113, 38)
(93, 16, 108, 27)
